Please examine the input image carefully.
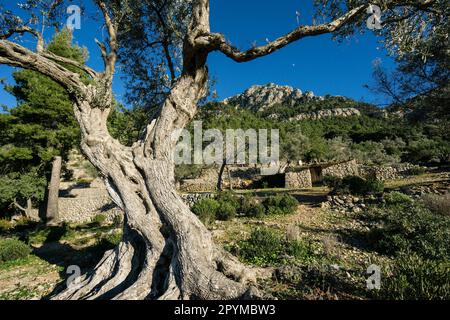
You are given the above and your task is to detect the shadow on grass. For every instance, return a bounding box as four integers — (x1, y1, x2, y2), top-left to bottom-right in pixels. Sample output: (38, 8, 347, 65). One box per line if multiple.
(244, 190, 328, 207)
(34, 240, 114, 300)
(291, 193, 328, 207)
(271, 262, 369, 300)
(298, 224, 374, 253)
(335, 228, 373, 252)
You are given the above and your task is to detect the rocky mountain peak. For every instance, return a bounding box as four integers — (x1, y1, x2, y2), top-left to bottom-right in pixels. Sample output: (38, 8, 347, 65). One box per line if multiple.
(223, 83, 314, 111)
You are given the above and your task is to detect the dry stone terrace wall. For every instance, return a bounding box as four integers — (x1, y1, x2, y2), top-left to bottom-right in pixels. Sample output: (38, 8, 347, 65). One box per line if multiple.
(180, 193, 216, 208)
(285, 170, 312, 189)
(59, 178, 216, 223)
(179, 166, 258, 192)
(179, 168, 219, 193)
(58, 179, 122, 224)
(286, 161, 419, 189)
(177, 161, 421, 191)
(360, 163, 417, 181)
(322, 160, 360, 178)
(285, 160, 360, 189)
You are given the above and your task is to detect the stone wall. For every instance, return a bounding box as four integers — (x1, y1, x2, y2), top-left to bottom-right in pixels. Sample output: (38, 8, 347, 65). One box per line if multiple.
(179, 166, 259, 192)
(58, 178, 218, 223)
(360, 166, 398, 181)
(285, 170, 312, 189)
(179, 168, 219, 192)
(180, 193, 215, 208)
(322, 160, 360, 178)
(58, 179, 122, 224)
(177, 160, 421, 192)
(360, 163, 418, 181)
(285, 160, 360, 189)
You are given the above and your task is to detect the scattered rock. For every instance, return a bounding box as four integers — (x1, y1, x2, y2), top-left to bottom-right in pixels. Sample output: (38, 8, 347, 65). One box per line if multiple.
(180, 192, 215, 207)
(274, 265, 302, 283)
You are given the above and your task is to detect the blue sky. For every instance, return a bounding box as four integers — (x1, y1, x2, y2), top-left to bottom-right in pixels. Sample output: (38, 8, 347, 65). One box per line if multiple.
(0, 1, 396, 108)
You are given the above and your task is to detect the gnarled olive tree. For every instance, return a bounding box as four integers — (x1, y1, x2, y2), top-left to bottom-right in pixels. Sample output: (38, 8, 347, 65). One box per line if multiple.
(0, 0, 443, 300)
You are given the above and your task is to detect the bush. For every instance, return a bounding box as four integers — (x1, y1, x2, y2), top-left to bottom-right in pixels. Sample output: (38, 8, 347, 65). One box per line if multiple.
(216, 191, 240, 209)
(377, 252, 450, 300)
(192, 192, 241, 223)
(407, 166, 427, 176)
(215, 191, 241, 221)
(263, 194, 298, 215)
(239, 195, 265, 218)
(323, 175, 342, 189)
(193, 192, 297, 222)
(363, 179, 385, 194)
(365, 201, 450, 260)
(247, 203, 266, 218)
(334, 176, 384, 195)
(0, 238, 31, 263)
(231, 228, 286, 266)
(422, 193, 450, 216)
(230, 227, 315, 266)
(192, 198, 220, 225)
(92, 214, 107, 226)
(384, 192, 413, 206)
(286, 239, 316, 262)
(279, 194, 299, 212)
(0, 219, 12, 233)
(216, 202, 236, 221)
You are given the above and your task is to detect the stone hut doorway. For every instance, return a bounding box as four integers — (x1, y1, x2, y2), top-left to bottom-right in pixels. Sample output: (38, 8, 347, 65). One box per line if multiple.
(250, 173, 286, 189)
(310, 167, 323, 185)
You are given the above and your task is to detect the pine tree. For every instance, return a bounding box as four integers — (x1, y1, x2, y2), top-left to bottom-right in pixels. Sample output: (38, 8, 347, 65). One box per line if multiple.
(0, 29, 86, 218)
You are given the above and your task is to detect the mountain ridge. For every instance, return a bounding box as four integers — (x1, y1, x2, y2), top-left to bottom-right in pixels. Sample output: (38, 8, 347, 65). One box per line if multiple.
(221, 83, 375, 121)
(223, 83, 318, 112)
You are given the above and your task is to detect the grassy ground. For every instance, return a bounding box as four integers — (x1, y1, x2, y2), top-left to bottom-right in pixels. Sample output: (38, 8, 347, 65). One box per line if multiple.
(0, 171, 447, 300)
(212, 171, 449, 299)
(384, 171, 449, 190)
(212, 203, 390, 299)
(0, 220, 122, 300)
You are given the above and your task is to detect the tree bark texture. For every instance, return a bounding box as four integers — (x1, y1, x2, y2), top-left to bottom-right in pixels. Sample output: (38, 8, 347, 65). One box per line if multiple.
(48, 47, 268, 299)
(46, 156, 62, 226)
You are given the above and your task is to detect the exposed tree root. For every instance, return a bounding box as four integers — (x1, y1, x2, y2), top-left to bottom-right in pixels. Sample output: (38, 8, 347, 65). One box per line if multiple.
(51, 227, 271, 300)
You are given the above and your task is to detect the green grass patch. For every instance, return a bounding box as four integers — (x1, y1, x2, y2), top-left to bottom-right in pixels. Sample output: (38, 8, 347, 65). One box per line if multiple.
(227, 227, 318, 267)
(0, 238, 31, 263)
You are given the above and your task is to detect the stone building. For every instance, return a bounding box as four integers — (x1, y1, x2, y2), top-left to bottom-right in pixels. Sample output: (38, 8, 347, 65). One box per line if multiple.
(285, 160, 360, 189)
(177, 160, 362, 191)
(176, 160, 420, 192)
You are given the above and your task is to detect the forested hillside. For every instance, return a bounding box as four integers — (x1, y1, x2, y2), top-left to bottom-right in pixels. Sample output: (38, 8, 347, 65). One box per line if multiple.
(190, 88, 450, 166)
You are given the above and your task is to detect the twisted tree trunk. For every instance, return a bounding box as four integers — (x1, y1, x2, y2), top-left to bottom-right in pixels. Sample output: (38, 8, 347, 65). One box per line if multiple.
(51, 67, 267, 300)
